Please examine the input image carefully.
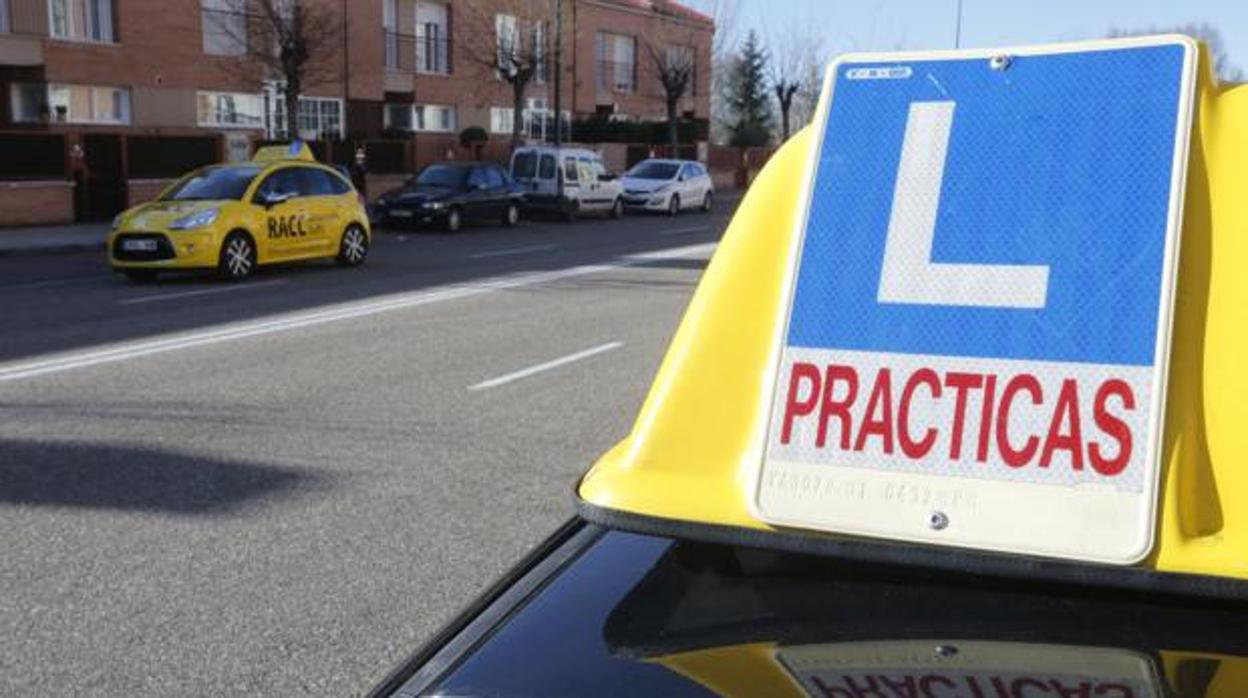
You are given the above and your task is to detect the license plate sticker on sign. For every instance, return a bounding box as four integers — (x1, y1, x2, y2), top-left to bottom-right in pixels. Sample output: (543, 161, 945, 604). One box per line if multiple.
(754, 37, 1197, 564)
(123, 239, 158, 251)
(776, 641, 1161, 698)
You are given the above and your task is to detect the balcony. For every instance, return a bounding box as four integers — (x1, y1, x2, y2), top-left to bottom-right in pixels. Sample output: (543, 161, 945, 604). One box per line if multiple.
(596, 59, 636, 94)
(384, 30, 451, 76)
(0, 0, 47, 66)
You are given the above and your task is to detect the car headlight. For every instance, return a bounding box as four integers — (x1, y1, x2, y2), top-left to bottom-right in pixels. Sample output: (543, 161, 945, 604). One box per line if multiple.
(425, 201, 446, 210)
(111, 212, 124, 230)
(654, 184, 672, 194)
(169, 208, 220, 230)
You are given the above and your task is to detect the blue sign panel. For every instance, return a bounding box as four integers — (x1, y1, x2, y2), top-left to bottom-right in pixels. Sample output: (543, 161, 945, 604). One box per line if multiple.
(758, 38, 1197, 564)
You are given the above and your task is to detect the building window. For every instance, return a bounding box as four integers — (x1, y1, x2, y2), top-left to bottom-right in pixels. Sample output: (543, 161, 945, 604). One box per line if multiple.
(385, 103, 456, 133)
(383, 0, 397, 68)
(197, 91, 264, 128)
(495, 13, 518, 75)
(416, 1, 450, 74)
(596, 32, 636, 93)
(533, 20, 547, 83)
(0, 0, 10, 33)
(48, 0, 114, 42)
(13, 83, 130, 124)
(490, 103, 569, 141)
(202, 0, 246, 55)
(270, 94, 343, 140)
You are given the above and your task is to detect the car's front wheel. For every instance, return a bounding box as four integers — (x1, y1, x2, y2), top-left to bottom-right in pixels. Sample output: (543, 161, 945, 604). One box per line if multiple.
(502, 201, 520, 227)
(444, 207, 463, 233)
(336, 224, 368, 267)
(701, 192, 713, 213)
(667, 194, 681, 217)
(217, 231, 257, 281)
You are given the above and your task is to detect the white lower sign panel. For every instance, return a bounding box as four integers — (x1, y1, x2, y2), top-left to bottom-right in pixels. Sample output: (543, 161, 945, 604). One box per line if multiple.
(755, 37, 1197, 563)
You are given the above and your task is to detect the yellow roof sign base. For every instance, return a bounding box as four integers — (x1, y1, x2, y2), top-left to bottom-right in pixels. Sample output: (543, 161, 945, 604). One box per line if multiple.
(577, 44, 1248, 592)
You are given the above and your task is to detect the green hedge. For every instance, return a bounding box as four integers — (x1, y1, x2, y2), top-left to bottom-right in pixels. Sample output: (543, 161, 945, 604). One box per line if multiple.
(571, 117, 708, 145)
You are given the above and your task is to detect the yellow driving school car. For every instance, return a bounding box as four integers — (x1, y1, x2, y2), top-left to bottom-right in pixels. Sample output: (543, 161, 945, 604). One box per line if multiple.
(108, 142, 370, 282)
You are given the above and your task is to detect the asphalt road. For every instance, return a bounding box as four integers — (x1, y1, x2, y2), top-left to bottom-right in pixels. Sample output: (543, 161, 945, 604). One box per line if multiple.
(0, 204, 732, 696)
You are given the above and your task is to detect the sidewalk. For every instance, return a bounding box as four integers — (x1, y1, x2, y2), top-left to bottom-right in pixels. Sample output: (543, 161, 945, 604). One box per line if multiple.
(0, 223, 110, 257)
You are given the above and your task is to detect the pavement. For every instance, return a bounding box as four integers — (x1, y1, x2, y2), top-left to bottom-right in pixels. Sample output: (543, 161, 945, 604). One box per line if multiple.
(0, 201, 735, 696)
(0, 222, 110, 256)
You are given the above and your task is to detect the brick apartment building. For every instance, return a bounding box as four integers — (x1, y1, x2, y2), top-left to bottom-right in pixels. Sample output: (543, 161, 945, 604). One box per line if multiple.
(0, 0, 713, 225)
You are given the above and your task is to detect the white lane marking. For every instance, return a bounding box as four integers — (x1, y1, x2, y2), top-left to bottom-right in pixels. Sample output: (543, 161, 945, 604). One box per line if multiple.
(470, 244, 556, 260)
(118, 280, 286, 305)
(3, 274, 114, 291)
(0, 242, 714, 384)
(469, 342, 623, 391)
(658, 225, 709, 236)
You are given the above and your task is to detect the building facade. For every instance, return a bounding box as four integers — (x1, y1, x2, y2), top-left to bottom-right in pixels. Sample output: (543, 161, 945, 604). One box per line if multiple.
(0, 0, 713, 224)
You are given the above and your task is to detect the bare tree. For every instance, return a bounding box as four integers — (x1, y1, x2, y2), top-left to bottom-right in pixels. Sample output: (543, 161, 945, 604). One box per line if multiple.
(766, 20, 823, 141)
(643, 16, 701, 153)
(1109, 23, 1243, 82)
(706, 0, 740, 145)
(205, 0, 343, 139)
(460, 0, 550, 146)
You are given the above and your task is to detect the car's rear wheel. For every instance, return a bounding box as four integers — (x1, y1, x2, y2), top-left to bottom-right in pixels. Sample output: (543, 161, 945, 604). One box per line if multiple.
(444, 207, 463, 233)
(610, 198, 624, 219)
(218, 231, 256, 281)
(502, 201, 520, 227)
(122, 269, 158, 284)
(563, 199, 579, 223)
(701, 192, 713, 213)
(667, 194, 681, 217)
(336, 224, 368, 267)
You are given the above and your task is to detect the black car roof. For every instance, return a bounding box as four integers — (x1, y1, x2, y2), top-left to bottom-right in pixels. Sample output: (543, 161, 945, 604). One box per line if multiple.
(379, 522, 1248, 697)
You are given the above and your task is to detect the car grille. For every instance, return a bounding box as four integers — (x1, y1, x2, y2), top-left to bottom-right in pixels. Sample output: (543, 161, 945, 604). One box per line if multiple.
(113, 233, 176, 261)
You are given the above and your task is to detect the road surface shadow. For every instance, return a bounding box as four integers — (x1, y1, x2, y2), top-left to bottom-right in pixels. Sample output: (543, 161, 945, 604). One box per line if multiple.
(0, 438, 320, 515)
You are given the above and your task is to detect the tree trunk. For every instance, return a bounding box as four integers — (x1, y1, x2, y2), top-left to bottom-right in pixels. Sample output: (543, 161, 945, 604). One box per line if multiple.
(667, 95, 679, 156)
(511, 80, 527, 148)
(285, 80, 301, 141)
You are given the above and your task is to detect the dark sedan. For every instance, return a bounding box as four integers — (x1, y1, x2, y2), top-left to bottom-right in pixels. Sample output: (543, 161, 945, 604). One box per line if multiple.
(373, 162, 525, 232)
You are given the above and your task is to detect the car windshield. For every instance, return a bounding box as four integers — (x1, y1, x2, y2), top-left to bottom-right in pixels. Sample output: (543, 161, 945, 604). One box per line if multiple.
(512, 153, 537, 179)
(627, 162, 680, 180)
(417, 165, 469, 188)
(162, 166, 262, 201)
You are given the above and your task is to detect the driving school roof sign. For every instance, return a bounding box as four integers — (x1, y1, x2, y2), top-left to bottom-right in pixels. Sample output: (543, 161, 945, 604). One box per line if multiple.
(756, 36, 1198, 564)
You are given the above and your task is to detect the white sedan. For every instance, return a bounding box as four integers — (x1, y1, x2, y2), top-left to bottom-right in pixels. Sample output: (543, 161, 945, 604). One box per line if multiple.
(620, 159, 714, 215)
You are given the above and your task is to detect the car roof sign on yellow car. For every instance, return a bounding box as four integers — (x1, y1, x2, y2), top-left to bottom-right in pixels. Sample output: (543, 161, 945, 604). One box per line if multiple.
(251, 140, 316, 163)
(576, 35, 1248, 597)
(755, 36, 1197, 565)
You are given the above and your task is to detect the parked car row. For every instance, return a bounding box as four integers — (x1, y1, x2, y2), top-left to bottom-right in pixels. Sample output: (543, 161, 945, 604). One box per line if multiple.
(372, 149, 716, 232)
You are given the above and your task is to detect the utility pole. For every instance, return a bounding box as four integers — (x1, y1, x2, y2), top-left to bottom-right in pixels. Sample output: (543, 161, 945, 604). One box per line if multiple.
(953, 0, 963, 49)
(553, 0, 564, 198)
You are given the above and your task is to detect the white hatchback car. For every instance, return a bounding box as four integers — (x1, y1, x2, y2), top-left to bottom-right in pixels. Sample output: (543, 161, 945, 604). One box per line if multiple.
(620, 159, 714, 215)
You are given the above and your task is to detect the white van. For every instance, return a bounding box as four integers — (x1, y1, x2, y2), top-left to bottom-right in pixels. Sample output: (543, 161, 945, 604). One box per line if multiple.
(510, 146, 624, 220)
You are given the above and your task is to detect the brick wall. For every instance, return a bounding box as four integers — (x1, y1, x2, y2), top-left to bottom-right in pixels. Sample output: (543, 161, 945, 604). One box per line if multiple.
(127, 179, 176, 206)
(0, 181, 75, 226)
